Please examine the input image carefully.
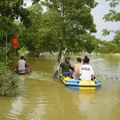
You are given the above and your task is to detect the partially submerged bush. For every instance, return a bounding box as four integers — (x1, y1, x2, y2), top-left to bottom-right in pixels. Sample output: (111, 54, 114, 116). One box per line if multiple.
(0, 69, 19, 96)
(0, 47, 19, 96)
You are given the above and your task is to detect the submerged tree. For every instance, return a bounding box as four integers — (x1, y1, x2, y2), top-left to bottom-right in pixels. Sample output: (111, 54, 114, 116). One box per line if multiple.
(39, 0, 97, 59)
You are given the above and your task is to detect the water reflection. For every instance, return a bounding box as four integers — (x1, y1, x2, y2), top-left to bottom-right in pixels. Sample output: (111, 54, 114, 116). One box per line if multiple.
(27, 97, 46, 120)
(8, 96, 26, 119)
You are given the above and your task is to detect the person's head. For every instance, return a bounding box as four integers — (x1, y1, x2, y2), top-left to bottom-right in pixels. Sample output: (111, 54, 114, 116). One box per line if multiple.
(65, 56, 70, 63)
(85, 56, 88, 59)
(77, 58, 81, 63)
(83, 57, 89, 64)
(20, 56, 24, 60)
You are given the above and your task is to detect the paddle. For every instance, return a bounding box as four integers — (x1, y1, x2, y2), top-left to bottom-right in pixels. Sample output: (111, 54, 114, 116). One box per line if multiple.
(53, 48, 67, 79)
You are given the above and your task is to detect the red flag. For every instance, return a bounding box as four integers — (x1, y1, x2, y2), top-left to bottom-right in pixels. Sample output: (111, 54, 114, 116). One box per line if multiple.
(11, 34, 18, 48)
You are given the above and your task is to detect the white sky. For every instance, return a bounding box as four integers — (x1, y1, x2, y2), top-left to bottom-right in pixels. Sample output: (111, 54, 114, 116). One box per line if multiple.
(25, 0, 120, 41)
(92, 0, 120, 41)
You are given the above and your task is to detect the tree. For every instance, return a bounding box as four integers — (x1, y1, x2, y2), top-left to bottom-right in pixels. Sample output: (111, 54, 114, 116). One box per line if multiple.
(112, 31, 120, 52)
(37, 9, 63, 53)
(0, 0, 30, 26)
(41, 0, 97, 55)
(103, 0, 120, 35)
(0, 0, 31, 55)
(80, 33, 98, 54)
(97, 40, 118, 54)
(19, 3, 43, 53)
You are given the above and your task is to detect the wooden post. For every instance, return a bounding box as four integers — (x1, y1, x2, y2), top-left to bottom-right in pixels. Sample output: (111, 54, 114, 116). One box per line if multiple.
(6, 35, 7, 66)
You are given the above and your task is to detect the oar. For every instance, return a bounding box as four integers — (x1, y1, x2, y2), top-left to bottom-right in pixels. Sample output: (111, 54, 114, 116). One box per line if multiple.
(53, 48, 67, 79)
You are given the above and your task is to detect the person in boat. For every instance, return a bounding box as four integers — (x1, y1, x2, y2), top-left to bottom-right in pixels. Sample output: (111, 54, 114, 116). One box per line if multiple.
(80, 57, 95, 80)
(18, 56, 27, 73)
(73, 58, 82, 79)
(60, 56, 73, 77)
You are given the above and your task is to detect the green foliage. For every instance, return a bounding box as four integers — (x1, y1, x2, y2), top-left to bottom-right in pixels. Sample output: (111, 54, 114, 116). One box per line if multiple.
(0, 17, 21, 39)
(104, 9, 120, 22)
(18, 46, 28, 57)
(0, 0, 30, 54)
(0, 47, 6, 68)
(106, 0, 120, 7)
(0, 47, 19, 96)
(103, 0, 120, 36)
(80, 34, 98, 54)
(0, 0, 30, 26)
(44, 0, 97, 51)
(106, 41, 118, 53)
(37, 10, 62, 53)
(97, 40, 118, 54)
(19, 3, 43, 53)
(0, 69, 19, 96)
(112, 31, 120, 52)
(23, 0, 97, 55)
(102, 29, 111, 36)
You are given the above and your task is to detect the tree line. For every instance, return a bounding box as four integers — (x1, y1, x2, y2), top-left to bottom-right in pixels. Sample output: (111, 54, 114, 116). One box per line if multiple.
(0, 0, 119, 56)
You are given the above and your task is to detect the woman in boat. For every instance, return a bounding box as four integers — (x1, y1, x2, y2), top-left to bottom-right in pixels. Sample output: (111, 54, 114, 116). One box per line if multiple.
(80, 57, 95, 80)
(60, 57, 73, 77)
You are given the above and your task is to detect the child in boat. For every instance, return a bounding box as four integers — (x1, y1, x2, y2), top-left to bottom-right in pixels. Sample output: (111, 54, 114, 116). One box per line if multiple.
(73, 58, 82, 79)
(80, 57, 95, 80)
(60, 56, 73, 76)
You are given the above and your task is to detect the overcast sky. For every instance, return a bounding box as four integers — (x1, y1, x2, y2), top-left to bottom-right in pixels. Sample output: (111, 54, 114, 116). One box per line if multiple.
(25, 0, 120, 41)
(92, 0, 120, 41)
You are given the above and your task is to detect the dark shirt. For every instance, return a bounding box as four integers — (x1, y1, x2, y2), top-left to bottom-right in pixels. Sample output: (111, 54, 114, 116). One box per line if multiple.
(60, 61, 73, 73)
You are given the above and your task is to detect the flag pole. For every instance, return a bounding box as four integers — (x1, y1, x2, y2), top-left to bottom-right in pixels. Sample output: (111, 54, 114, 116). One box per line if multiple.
(6, 35, 7, 66)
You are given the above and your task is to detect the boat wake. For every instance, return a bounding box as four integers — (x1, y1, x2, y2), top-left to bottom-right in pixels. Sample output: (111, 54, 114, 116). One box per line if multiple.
(20, 71, 56, 84)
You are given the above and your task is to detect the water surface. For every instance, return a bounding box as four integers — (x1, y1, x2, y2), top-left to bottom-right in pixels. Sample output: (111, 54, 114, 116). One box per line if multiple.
(0, 55, 120, 120)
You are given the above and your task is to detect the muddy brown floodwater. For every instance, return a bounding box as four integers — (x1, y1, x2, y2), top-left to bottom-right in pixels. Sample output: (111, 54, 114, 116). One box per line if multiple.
(0, 55, 120, 120)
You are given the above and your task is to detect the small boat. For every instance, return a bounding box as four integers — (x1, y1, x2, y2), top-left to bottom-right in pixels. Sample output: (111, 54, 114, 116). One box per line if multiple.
(60, 75, 101, 90)
(15, 65, 31, 74)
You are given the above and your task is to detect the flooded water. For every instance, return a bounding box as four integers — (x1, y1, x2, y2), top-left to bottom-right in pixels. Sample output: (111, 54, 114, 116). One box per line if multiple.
(0, 55, 120, 120)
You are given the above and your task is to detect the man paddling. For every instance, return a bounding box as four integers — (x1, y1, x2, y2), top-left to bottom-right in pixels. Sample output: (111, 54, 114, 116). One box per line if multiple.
(60, 57, 73, 77)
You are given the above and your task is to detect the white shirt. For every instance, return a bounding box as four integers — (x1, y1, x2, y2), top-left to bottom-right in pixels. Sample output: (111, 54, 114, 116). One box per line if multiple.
(80, 64, 94, 80)
(18, 59, 26, 70)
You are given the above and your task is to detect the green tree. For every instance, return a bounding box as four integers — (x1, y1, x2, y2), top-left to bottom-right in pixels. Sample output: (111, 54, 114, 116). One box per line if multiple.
(0, 0, 30, 26)
(106, 41, 118, 53)
(98, 40, 118, 54)
(19, 3, 43, 53)
(41, 0, 97, 55)
(103, 0, 120, 35)
(80, 33, 98, 54)
(112, 31, 120, 52)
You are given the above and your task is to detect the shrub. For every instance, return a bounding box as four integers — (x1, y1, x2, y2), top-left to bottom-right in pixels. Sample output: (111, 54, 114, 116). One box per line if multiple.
(0, 47, 19, 96)
(0, 69, 19, 96)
